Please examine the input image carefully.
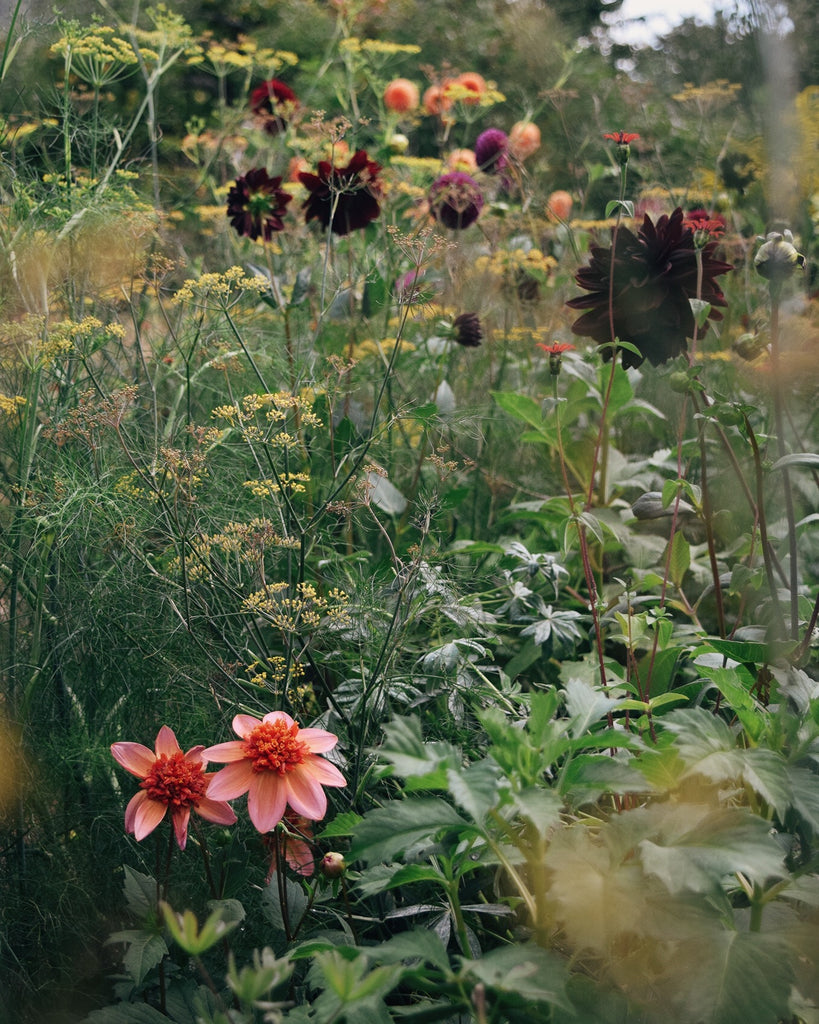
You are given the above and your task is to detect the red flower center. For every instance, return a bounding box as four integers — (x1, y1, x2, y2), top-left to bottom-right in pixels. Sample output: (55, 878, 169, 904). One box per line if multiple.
(244, 720, 309, 775)
(140, 751, 208, 808)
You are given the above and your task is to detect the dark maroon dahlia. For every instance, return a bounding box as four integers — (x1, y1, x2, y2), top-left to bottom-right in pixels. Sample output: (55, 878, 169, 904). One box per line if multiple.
(428, 172, 484, 230)
(566, 207, 733, 368)
(249, 78, 298, 135)
(226, 169, 292, 241)
(299, 150, 382, 236)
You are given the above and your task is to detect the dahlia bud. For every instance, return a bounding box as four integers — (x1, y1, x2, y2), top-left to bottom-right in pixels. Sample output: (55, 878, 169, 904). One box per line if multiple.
(754, 230, 805, 284)
(389, 133, 410, 155)
(321, 852, 346, 878)
(452, 312, 483, 348)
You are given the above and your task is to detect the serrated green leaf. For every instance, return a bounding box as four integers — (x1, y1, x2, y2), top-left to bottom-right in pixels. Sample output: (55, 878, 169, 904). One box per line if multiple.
(446, 758, 500, 821)
(638, 804, 785, 894)
(667, 930, 793, 1024)
(369, 928, 451, 971)
(349, 799, 471, 865)
(492, 390, 553, 433)
(122, 931, 168, 986)
(319, 810, 364, 838)
(377, 716, 460, 781)
(460, 943, 572, 1010)
(511, 787, 564, 839)
(123, 866, 157, 919)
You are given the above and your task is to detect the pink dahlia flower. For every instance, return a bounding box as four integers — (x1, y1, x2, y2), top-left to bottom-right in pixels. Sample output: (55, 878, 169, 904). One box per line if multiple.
(111, 725, 237, 850)
(203, 711, 346, 833)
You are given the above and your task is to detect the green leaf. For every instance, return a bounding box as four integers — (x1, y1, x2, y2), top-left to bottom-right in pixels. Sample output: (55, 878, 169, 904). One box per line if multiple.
(511, 787, 564, 839)
(107, 929, 168, 986)
(320, 810, 364, 838)
(369, 928, 451, 971)
(123, 866, 157, 919)
(492, 391, 554, 434)
(83, 1006, 172, 1023)
(668, 531, 690, 588)
(667, 930, 793, 1024)
(770, 451, 819, 471)
(377, 716, 460, 782)
(563, 676, 625, 736)
(446, 758, 500, 821)
(349, 799, 471, 865)
(637, 804, 785, 894)
(290, 265, 312, 306)
(460, 943, 572, 1010)
(604, 199, 634, 219)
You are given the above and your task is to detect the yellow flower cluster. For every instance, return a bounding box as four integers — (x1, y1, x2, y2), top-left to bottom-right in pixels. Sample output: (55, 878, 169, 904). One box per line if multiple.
(51, 22, 138, 86)
(37, 317, 125, 364)
(0, 394, 26, 416)
(131, 5, 201, 63)
(243, 582, 351, 634)
(474, 247, 556, 281)
(350, 337, 414, 362)
(213, 390, 324, 430)
(173, 266, 269, 306)
(198, 36, 298, 77)
(114, 470, 157, 501)
(243, 472, 310, 498)
(247, 655, 305, 689)
(339, 37, 421, 57)
(672, 80, 742, 112)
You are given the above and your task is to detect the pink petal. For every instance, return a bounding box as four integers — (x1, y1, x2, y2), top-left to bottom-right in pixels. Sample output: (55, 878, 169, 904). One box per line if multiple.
(300, 755, 347, 787)
(247, 771, 287, 833)
(172, 806, 191, 849)
(298, 728, 339, 754)
(124, 789, 147, 833)
(261, 710, 295, 729)
(202, 739, 248, 764)
(285, 769, 328, 820)
(183, 745, 206, 765)
(131, 794, 168, 840)
(154, 725, 181, 757)
(232, 714, 263, 738)
(111, 742, 156, 779)
(286, 837, 315, 877)
(205, 759, 255, 800)
(195, 796, 238, 827)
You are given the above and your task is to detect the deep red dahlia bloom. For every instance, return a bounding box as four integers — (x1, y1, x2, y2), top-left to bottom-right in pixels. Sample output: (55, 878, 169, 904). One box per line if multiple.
(566, 207, 733, 368)
(227, 169, 292, 241)
(299, 150, 382, 236)
(250, 78, 298, 135)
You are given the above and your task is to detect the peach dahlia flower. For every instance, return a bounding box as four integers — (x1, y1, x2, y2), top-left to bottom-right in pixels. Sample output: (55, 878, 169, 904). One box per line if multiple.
(203, 712, 346, 834)
(111, 725, 237, 849)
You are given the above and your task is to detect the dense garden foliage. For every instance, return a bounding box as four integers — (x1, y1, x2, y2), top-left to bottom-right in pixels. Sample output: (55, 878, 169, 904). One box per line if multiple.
(1, 0, 818, 1021)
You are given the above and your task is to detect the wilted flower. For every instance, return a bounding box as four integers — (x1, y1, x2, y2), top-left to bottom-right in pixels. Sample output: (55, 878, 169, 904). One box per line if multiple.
(452, 311, 483, 347)
(383, 77, 419, 113)
(754, 230, 805, 284)
(474, 128, 508, 174)
(567, 207, 733, 368)
(264, 810, 315, 879)
(299, 150, 382, 235)
(428, 172, 484, 230)
(226, 169, 292, 241)
(250, 78, 298, 135)
(203, 711, 346, 833)
(111, 725, 237, 850)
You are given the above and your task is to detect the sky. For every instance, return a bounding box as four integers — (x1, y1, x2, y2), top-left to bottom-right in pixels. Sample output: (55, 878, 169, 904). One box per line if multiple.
(604, 0, 728, 45)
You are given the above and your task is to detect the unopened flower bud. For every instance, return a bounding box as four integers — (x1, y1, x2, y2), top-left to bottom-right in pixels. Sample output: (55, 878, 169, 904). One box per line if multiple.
(754, 230, 805, 283)
(321, 852, 346, 878)
(389, 133, 409, 155)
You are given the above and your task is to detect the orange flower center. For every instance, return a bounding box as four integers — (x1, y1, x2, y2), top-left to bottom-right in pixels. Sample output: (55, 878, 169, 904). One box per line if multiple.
(140, 751, 207, 807)
(244, 720, 309, 775)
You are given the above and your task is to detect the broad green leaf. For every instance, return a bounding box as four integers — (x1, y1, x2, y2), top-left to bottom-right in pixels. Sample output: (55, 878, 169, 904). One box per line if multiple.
(349, 799, 470, 864)
(107, 929, 168, 986)
(377, 715, 460, 782)
(446, 758, 500, 821)
(561, 754, 650, 806)
(123, 866, 157, 919)
(368, 928, 451, 971)
(667, 930, 793, 1024)
(563, 676, 625, 736)
(492, 390, 553, 432)
(460, 943, 572, 1010)
(319, 810, 364, 838)
(789, 765, 819, 830)
(638, 804, 785, 893)
(512, 787, 564, 839)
